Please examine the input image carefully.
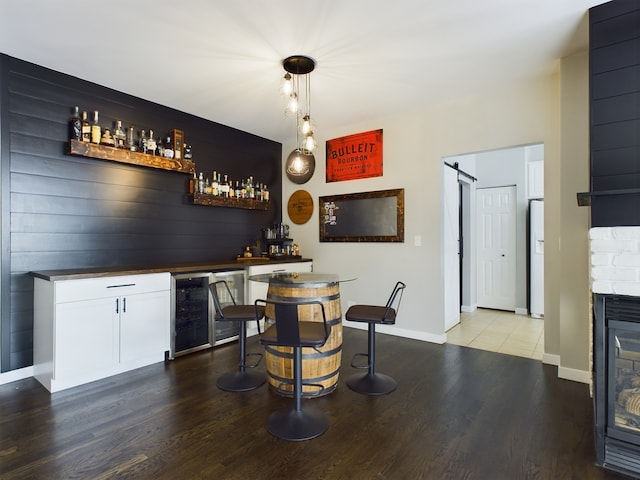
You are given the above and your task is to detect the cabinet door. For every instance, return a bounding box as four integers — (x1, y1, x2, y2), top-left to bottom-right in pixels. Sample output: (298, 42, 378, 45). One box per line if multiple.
(55, 297, 119, 379)
(120, 290, 170, 364)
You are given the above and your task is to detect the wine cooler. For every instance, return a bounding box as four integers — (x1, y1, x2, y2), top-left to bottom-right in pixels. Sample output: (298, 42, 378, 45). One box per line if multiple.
(170, 270, 245, 359)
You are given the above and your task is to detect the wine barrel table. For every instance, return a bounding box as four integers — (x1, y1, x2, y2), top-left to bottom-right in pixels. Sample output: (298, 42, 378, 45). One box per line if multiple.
(248, 272, 355, 397)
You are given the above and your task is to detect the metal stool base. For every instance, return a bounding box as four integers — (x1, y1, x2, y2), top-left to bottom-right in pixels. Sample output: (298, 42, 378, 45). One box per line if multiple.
(346, 372, 397, 396)
(266, 406, 329, 441)
(216, 371, 266, 392)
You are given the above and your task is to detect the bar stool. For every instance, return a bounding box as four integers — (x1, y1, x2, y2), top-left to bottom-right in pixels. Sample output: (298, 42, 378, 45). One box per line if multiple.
(345, 281, 406, 395)
(209, 280, 266, 392)
(257, 299, 330, 441)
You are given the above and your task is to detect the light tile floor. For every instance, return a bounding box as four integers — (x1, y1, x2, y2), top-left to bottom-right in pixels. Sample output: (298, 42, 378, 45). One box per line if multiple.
(446, 308, 544, 360)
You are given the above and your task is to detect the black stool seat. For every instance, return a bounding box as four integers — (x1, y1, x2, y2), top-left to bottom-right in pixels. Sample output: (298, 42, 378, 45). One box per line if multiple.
(258, 299, 330, 441)
(210, 281, 266, 392)
(345, 281, 406, 396)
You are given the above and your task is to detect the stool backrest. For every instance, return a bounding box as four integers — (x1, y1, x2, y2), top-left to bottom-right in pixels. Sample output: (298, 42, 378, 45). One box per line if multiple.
(209, 280, 237, 319)
(384, 281, 406, 319)
(256, 299, 329, 347)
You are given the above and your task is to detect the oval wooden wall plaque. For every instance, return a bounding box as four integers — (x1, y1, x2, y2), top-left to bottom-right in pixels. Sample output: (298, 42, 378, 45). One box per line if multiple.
(287, 190, 314, 225)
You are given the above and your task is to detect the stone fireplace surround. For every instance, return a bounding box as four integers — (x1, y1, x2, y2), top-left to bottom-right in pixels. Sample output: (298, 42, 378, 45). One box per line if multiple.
(590, 227, 640, 297)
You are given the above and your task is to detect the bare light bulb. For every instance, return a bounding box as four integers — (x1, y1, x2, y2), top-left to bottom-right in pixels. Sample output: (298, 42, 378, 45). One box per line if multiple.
(280, 73, 293, 96)
(285, 93, 298, 117)
(300, 115, 312, 136)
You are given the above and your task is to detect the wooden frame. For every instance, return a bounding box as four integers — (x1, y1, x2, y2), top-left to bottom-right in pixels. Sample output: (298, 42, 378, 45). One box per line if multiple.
(319, 189, 404, 242)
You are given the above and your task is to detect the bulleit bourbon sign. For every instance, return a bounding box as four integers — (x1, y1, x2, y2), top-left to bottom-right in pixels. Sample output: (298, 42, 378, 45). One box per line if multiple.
(325, 129, 383, 182)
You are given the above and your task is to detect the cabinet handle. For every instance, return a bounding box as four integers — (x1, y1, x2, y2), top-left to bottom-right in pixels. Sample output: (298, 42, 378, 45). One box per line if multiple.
(115, 298, 119, 314)
(107, 283, 136, 289)
(123, 297, 126, 313)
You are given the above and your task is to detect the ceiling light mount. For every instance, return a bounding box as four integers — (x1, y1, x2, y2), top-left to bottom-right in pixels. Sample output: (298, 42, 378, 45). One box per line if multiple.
(283, 55, 315, 75)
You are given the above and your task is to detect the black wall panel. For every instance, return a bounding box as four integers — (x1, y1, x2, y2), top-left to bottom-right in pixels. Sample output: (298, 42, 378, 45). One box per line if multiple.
(589, 1, 640, 227)
(0, 54, 283, 372)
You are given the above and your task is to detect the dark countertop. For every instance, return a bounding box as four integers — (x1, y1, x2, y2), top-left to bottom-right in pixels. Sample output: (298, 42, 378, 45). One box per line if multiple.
(30, 258, 313, 282)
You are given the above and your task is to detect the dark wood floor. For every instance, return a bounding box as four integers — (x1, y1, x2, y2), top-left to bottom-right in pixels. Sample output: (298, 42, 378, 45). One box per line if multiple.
(0, 327, 631, 480)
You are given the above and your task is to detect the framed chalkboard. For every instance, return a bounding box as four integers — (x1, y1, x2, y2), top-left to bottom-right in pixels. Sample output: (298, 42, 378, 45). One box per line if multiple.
(319, 189, 404, 242)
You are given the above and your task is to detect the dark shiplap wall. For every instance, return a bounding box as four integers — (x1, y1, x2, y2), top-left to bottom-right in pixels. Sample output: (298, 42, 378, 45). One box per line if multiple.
(589, 0, 640, 226)
(0, 54, 282, 372)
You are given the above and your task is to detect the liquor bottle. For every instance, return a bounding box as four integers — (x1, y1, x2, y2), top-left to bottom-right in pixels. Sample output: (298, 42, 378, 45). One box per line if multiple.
(100, 128, 115, 146)
(221, 175, 230, 197)
(139, 130, 148, 153)
(198, 172, 204, 194)
(90, 110, 101, 144)
(126, 126, 137, 151)
(204, 177, 211, 195)
(162, 136, 174, 159)
(81, 111, 91, 142)
(113, 120, 126, 148)
(147, 129, 157, 155)
(229, 178, 235, 198)
(183, 144, 192, 162)
(263, 185, 269, 202)
(189, 171, 197, 195)
(69, 106, 82, 141)
(211, 171, 218, 196)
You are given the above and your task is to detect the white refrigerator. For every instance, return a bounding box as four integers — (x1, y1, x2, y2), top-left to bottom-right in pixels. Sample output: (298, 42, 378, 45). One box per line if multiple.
(530, 200, 544, 318)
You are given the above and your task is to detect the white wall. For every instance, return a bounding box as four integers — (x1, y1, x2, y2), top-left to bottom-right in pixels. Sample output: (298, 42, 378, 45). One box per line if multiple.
(283, 75, 558, 344)
(282, 61, 590, 381)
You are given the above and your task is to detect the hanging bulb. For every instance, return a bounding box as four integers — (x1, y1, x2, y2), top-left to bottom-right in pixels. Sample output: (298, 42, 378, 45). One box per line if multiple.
(284, 92, 298, 117)
(302, 132, 316, 152)
(280, 73, 293, 96)
(300, 115, 312, 136)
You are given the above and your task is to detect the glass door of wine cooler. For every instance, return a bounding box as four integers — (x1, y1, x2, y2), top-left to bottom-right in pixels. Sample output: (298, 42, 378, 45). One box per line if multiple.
(170, 272, 213, 358)
(210, 270, 246, 345)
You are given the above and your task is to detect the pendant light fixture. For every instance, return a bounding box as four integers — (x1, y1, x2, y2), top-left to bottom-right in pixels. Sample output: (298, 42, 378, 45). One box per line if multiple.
(281, 55, 316, 184)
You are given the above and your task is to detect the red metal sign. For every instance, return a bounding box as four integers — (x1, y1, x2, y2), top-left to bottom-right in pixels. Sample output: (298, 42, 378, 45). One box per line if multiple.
(325, 129, 383, 182)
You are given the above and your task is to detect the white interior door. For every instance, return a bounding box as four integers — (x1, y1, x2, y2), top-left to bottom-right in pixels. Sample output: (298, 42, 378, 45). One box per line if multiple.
(443, 166, 460, 330)
(476, 186, 516, 311)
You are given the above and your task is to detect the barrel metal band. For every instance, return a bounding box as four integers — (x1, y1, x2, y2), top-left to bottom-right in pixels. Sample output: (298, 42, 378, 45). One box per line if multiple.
(265, 344, 342, 359)
(266, 292, 341, 303)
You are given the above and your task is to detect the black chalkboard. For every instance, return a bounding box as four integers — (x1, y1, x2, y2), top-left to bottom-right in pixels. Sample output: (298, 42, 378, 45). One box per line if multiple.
(319, 189, 404, 242)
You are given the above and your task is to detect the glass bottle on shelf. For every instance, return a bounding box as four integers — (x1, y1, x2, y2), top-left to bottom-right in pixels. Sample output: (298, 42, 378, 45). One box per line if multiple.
(211, 171, 218, 196)
(126, 126, 137, 151)
(139, 130, 148, 153)
(189, 171, 197, 195)
(221, 175, 230, 197)
(147, 129, 157, 155)
(162, 136, 174, 159)
(100, 128, 115, 146)
(69, 106, 82, 141)
(183, 144, 192, 162)
(198, 172, 204, 194)
(81, 111, 91, 142)
(90, 110, 101, 144)
(113, 120, 126, 148)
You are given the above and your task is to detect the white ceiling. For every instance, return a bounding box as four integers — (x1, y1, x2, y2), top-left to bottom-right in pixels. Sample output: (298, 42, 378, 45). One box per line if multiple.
(0, 0, 606, 144)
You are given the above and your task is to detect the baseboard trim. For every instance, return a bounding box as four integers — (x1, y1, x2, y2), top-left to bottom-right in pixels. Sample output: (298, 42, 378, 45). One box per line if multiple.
(461, 304, 477, 313)
(543, 353, 560, 366)
(558, 365, 592, 385)
(515, 307, 528, 315)
(0, 366, 34, 386)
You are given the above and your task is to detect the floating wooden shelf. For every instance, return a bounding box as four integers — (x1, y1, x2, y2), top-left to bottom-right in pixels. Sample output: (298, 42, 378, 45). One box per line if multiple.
(67, 139, 196, 174)
(188, 193, 270, 211)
